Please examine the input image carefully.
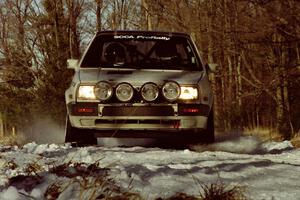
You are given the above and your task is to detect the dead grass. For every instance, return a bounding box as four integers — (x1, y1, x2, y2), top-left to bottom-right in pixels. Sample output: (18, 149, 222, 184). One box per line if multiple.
(243, 127, 283, 142)
(104, 192, 143, 200)
(244, 127, 300, 149)
(291, 133, 300, 148)
(48, 161, 141, 199)
(0, 134, 26, 146)
(44, 182, 63, 199)
(199, 182, 247, 200)
(156, 193, 198, 200)
(42, 162, 250, 199)
(5, 159, 250, 200)
(156, 181, 248, 200)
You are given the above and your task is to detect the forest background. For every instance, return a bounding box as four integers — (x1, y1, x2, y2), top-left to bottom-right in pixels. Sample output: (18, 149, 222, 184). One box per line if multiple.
(0, 0, 299, 140)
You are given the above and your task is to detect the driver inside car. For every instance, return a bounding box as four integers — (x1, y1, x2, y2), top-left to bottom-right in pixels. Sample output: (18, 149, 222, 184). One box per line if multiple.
(104, 42, 126, 66)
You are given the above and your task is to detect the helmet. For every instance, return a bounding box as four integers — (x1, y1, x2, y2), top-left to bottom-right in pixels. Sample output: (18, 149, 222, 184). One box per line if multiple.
(104, 42, 126, 63)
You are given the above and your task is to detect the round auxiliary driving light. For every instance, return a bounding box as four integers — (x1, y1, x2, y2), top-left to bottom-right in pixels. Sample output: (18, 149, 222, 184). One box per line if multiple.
(141, 82, 159, 102)
(162, 81, 181, 102)
(116, 83, 134, 102)
(94, 81, 113, 101)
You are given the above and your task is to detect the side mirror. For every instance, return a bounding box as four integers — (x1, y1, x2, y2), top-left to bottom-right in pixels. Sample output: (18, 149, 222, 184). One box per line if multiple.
(206, 63, 218, 73)
(67, 59, 79, 70)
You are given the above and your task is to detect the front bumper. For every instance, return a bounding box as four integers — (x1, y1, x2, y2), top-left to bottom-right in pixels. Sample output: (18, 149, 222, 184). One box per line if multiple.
(67, 102, 210, 134)
(70, 115, 208, 130)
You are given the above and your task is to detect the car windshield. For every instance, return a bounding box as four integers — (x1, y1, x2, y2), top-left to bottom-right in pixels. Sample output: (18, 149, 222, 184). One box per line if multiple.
(81, 34, 203, 71)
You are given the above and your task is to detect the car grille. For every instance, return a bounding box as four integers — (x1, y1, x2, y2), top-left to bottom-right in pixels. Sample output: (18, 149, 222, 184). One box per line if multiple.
(101, 106, 174, 116)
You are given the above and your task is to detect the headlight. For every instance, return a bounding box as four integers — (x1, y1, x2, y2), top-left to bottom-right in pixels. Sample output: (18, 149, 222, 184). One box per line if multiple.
(140, 82, 159, 102)
(162, 81, 181, 102)
(180, 86, 198, 100)
(116, 83, 134, 102)
(94, 81, 113, 101)
(77, 85, 96, 100)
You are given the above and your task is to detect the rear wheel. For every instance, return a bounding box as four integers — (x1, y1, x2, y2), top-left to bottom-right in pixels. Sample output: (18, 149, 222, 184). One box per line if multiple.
(65, 117, 97, 146)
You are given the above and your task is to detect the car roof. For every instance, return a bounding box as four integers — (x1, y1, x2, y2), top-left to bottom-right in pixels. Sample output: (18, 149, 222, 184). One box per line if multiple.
(96, 30, 190, 38)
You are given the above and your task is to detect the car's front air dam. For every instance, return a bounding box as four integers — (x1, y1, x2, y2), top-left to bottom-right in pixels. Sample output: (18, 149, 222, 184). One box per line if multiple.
(69, 115, 208, 130)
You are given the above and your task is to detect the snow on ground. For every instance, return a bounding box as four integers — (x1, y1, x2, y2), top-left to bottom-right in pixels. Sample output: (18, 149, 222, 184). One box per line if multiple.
(0, 137, 300, 200)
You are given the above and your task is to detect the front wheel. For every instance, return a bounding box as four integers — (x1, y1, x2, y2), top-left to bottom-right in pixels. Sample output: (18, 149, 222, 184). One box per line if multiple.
(203, 109, 215, 143)
(188, 110, 215, 144)
(65, 117, 97, 146)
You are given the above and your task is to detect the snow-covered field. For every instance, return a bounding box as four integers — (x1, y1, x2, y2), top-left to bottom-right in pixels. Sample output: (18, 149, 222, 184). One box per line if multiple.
(0, 137, 300, 200)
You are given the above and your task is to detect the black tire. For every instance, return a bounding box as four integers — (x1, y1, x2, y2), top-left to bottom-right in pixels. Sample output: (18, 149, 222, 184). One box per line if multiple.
(65, 117, 97, 146)
(203, 109, 215, 143)
(188, 110, 215, 144)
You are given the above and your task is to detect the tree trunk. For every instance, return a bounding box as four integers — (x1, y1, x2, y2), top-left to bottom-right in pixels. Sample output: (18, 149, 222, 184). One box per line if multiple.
(273, 31, 292, 139)
(236, 55, 242, 108)
(96, 0, 102, 31)
(0, 112, 4, 137)
(67, 0, 80, 59)
(141, 0, 152, 30)
(206, 0, 219, 129)
(296, 44, 300, 64)
(275, 66, 285, 134)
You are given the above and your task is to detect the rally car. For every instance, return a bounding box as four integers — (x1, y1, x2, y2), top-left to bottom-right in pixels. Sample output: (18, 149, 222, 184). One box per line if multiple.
(65, 30, 216, 145)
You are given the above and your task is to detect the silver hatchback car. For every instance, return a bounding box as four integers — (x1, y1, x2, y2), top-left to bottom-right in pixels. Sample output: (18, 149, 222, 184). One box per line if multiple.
(65, 31, 216, 145)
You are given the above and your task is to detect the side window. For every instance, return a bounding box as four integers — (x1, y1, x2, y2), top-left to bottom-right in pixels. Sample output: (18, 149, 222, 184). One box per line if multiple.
(177, 44, 188, 61)
(186, 45, 196, 64)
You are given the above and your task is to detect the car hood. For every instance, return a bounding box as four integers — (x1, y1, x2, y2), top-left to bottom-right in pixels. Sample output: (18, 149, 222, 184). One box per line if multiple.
(78, 68, 204, 85)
